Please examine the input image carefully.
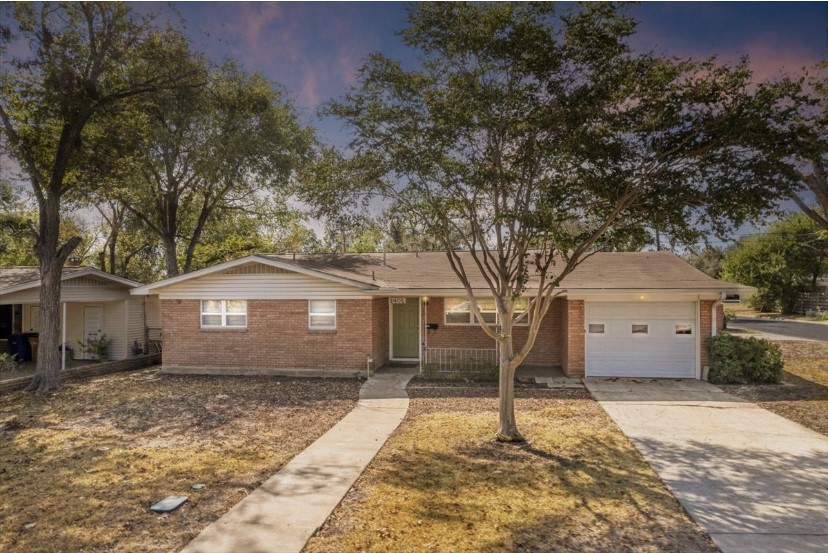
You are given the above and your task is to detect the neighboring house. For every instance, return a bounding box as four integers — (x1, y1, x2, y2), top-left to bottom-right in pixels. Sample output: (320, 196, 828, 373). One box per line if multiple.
(131, 251, 754, 380)
(0, 266, 160, 362)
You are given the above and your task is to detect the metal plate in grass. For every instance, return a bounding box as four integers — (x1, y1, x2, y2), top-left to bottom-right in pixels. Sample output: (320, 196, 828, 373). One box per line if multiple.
(150, 496, 188, 514)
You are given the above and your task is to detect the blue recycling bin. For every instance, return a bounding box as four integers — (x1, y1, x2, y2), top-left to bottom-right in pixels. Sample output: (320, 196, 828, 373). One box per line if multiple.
(8, 334, 30, 362)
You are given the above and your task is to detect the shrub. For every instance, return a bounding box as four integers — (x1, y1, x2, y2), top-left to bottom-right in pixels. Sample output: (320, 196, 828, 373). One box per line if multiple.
(0, 353, 18, 372)
(707, 333, 783, 384)
(77, 334, 109, 360)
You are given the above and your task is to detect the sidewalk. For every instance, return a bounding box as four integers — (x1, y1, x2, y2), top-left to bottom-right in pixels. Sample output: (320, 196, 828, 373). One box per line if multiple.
(181, 369, 414, 553)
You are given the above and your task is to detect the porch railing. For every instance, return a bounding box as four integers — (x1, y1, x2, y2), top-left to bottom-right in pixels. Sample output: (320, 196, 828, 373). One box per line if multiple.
(421, 347, 498, 377)
(795, 292, 828, 315)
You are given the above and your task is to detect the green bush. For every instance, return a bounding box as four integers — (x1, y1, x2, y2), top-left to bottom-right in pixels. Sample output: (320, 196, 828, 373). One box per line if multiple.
(0, 352, 18, 372)
(707, 333, 783, 384)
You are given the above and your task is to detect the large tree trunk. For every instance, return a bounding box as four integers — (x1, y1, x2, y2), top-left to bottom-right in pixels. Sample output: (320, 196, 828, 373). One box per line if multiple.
(27, 198, 67, 393)
(163, 235, 179, 277)
(496, 326, 522, 442)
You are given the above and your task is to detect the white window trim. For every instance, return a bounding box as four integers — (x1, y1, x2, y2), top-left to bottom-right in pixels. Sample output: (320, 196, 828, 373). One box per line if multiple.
(630, 322, 649, 336)
(442, 297, 529, 327)
(308, 299, 337, 330)
(587, 322, 606, 335)
(200, 300, 247, 329)
(675, 321, 694, 336)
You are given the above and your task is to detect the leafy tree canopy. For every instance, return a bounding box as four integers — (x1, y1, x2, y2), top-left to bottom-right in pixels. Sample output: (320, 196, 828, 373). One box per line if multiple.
(721, 213, 828, 313)
(321, 1, 807, 440)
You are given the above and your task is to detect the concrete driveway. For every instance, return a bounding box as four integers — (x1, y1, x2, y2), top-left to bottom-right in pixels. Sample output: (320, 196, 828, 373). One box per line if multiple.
(585, 378, 828, 553)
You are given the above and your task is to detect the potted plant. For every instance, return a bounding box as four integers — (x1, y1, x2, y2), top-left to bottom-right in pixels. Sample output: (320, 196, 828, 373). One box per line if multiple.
(77, 334, 109, 361)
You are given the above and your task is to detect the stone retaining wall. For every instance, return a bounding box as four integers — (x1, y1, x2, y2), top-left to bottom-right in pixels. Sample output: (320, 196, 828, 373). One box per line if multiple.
(0, 353, 162, 394)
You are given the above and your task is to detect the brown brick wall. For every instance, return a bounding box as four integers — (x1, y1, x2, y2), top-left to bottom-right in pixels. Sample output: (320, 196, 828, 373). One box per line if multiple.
(561, 300, 585, 377)
(423, 297, 564, 367)
(162, 299, 375, 373)
(371, 298, 389, 369)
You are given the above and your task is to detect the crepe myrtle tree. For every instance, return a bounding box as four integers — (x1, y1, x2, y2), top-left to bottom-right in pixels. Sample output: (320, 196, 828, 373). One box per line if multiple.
(325, 2, 802, 441)
(0, 3, 201, 392)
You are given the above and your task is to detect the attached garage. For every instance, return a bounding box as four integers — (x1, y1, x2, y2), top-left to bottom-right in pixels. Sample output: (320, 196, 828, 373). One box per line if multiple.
(585, 302, 697, 378)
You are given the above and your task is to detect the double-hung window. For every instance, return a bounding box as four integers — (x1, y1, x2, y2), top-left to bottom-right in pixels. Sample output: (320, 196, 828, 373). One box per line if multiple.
(309, 300, 336, 329)
(201, 300, 247, 328)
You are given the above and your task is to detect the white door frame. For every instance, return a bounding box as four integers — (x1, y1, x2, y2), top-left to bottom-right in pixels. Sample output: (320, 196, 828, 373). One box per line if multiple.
(389, 297, 422, 361)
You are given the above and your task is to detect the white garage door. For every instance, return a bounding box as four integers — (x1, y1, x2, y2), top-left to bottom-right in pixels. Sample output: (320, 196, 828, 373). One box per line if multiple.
(585, 302, 697, 378)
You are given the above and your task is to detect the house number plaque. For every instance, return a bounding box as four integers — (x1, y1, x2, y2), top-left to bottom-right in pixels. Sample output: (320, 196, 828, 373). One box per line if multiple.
(390, 298, 407, 304)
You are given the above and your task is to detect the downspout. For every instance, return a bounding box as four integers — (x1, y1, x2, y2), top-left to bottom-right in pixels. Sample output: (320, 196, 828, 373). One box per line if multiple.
(711, 293, 725, 337)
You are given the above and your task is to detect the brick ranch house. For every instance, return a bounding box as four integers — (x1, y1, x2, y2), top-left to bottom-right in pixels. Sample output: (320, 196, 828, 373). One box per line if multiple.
(129, 251, 754, 379)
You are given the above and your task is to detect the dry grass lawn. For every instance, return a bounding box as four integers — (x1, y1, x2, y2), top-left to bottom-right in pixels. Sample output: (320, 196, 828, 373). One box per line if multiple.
(724, 341, 828, 436)
(0, 367, 361, 552)
(305, 385, 716, 553)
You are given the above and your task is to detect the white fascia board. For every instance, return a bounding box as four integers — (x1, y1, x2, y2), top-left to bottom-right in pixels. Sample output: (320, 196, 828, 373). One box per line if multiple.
(130, 254, 378, 296)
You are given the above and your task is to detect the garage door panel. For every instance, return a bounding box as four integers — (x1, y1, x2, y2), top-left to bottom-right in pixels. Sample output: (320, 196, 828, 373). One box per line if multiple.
(586, 302, 697, 379)
(587, 303, 695, 320)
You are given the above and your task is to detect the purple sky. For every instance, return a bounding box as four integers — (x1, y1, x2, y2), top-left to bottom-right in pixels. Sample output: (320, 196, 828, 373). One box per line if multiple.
(148, 1, 828, 147)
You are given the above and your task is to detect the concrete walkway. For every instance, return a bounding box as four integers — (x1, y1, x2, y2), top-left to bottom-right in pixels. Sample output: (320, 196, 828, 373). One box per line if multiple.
(181, 369, 415, 553)
(585, 378, 828, 553)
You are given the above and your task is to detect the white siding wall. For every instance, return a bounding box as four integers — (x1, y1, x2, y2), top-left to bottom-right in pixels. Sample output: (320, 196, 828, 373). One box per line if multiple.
(126, 298, 148, 356)
(103, 300, 127, 360)
(156, 267, 368, 300)
(60, 301, 128, 361)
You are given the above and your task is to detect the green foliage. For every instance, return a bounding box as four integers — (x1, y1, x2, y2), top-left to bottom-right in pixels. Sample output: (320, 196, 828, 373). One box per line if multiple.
(788, 61, 828, 232)
(707, 333, 783, 384)
(0, 353, 19, 372)
(316, 2, 812, 438)
(721, 213, 828, 312)
(685, 246, 725, 278)
(77, 334, 109, 361)
(120, 60, 313, 276)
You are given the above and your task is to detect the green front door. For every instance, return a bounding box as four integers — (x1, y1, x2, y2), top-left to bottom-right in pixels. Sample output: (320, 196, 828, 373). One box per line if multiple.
(392, 299, 419, 358)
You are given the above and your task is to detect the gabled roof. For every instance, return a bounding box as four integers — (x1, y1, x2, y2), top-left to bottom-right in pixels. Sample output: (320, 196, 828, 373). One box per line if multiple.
(0, 266, 143, 296)
(131, 251, 752, 295)
(129, 255, 381, 295)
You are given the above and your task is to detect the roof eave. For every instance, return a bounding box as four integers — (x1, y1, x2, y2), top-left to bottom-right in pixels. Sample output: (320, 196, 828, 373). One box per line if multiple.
(130, 254, 380, 296)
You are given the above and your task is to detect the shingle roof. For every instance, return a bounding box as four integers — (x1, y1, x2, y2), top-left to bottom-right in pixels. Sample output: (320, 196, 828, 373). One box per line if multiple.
(0, 266, 88, 291)
(257, 251, 745, 291)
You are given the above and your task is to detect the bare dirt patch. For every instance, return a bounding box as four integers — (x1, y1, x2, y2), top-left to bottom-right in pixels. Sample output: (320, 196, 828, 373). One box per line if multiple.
(305, 387, 716, 553)
(722, 341, 828, 436)
(0, 367, 361, 552)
